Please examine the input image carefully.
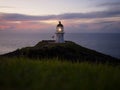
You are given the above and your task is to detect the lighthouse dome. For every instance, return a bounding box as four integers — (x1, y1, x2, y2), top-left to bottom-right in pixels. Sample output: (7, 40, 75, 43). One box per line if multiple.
(57, 21, 63, 27)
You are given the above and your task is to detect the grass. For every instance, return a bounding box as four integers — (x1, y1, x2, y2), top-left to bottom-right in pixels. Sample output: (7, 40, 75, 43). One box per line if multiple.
(0, 58, 120, 90)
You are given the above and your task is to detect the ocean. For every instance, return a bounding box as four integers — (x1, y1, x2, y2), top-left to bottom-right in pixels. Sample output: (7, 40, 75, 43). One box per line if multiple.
(0, 32, 120, 59)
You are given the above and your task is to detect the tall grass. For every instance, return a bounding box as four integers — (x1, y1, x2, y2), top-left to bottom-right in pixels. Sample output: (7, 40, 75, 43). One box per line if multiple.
(0, 58, 120, 90)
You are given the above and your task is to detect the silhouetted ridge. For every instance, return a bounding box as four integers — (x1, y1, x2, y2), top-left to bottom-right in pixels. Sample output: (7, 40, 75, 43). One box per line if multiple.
(1, 41, 120, 64)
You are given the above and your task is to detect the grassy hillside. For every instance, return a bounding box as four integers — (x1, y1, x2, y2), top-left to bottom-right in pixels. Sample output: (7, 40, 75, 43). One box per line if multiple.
(1, 41, 120, 64)
(0, 58, 120, 90)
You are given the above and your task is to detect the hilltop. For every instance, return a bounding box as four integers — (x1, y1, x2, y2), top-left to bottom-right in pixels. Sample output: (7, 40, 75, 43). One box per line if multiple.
(1, 40, 119, 63)
(1, 40, 119, 64)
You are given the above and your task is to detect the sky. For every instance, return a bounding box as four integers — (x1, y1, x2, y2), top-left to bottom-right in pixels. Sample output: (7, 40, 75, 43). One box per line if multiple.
(0, 0, 120, 33)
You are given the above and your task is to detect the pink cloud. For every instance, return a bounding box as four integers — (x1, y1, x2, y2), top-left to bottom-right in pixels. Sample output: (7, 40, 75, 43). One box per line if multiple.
(0, 20, 52, 31)
(0, 12, 120, 33)
(14, 21, 49, 30)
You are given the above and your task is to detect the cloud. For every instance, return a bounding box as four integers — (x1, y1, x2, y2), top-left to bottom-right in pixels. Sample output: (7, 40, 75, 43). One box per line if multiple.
(65, 20, 120, 33)
(0, 5, 120, 21)
(97, 2, 120, 14)
(59, 10, 120, 19)
(0, 6, 15, 9)
(0, 6, 120, 33)
(0, 12, 56, 21)
(98, 2, 120, 7)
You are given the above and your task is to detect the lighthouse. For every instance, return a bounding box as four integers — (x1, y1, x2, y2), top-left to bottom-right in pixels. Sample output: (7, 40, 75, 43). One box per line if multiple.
(55, 21, 64, 43)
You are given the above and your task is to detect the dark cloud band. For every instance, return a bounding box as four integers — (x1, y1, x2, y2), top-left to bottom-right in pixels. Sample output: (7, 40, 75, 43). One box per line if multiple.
(0, 7, 120, 21)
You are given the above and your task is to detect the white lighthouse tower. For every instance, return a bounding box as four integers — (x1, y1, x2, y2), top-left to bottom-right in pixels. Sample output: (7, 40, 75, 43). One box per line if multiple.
(56, 21, 64, 43)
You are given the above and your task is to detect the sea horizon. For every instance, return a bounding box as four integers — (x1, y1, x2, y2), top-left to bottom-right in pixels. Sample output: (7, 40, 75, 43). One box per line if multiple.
(0, 32, 120, 59)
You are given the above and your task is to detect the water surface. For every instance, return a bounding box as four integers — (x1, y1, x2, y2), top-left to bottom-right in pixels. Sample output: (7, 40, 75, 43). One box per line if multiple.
(0, 32, 120, 58)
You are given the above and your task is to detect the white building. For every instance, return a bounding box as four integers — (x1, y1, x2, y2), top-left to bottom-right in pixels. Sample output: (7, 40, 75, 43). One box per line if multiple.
(55, 21, 65, 43)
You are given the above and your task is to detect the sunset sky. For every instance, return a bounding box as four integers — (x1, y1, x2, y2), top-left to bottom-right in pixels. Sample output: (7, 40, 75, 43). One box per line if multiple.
(0, 0, 120, 33)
